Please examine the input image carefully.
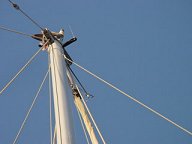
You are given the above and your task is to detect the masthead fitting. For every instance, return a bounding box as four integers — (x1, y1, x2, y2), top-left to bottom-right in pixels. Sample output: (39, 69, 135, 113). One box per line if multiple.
(32, 29, 64, 42)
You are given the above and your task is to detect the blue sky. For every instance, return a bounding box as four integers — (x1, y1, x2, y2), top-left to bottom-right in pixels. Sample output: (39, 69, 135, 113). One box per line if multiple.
(0, 0, 192, 143)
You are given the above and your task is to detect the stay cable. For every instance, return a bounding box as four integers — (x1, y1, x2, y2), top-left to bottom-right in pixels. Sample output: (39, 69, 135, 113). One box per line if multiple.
(64, 56, 192, 136)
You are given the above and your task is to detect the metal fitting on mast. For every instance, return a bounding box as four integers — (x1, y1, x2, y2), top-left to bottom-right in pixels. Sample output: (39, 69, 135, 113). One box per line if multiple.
(32, 28, 64, 49)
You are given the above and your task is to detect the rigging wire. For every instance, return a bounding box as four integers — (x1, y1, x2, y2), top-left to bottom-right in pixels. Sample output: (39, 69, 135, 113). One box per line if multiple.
(7, 0, 43, 30)
(64, 56, 192, 136)
(12, 67, 50, 144)
(0, 42, 47, 96)
(0, 48, 42, 95)
(76, 86, 106, 144)
(0, 25, 33, 38)
(4, 0, 191, 137)
(76, 108, 90, 144)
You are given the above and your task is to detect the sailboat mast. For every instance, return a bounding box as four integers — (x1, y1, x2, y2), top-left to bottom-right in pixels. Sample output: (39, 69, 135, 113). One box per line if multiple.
(49, 40, 75, 144)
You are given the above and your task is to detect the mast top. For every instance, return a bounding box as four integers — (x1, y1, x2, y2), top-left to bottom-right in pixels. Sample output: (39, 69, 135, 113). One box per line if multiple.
(32, 29, 64, 41)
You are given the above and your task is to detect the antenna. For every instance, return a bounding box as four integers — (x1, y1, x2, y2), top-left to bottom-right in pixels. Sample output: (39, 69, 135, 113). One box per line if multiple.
(68, 24, 75, 38)
(62, 25, 77, 48)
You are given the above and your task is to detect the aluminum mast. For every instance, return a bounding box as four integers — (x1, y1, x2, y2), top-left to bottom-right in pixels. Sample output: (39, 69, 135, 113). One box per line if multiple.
(49, 39, 75, 144)
(32, 29, 75, 144)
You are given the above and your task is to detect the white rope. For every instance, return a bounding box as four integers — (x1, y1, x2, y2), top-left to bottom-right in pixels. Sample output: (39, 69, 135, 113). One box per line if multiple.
(76, 106, 90, 144)
(76, 86, 107, 144)
(0, 46, 44, 96)
(12, 68, 50, 144)
(64, 56, 192, 136)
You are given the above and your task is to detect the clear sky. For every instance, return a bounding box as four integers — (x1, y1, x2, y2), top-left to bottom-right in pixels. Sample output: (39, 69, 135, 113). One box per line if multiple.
(0, 0, 192, 143)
